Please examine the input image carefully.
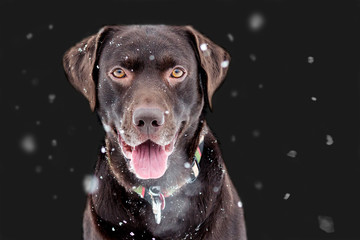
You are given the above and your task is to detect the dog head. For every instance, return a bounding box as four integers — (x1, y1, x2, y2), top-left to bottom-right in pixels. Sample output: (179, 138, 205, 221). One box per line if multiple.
(63, 25, 230, 180)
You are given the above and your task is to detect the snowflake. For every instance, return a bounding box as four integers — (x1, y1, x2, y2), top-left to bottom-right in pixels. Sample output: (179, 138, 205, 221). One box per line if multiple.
(230, 90, 238, 98)
(308, 56, 315, 64)
(83, 175, 99, 194)
(248, 12, 265, 32)
(51, 139, 58, 147)
(101, 146, 106, 153)
(283, 193, 291, 200)
(200, 43, 208, 51)
(48, 94, 56, 103)
(26, 33, 33, 40)
(249, 53, 257, 62)
(184, 162, 191, 169)
(20, 134, 37, 154)
(227, 33, 234, 42)
(287, 150, 297, 158)
(318, 215, 335, 233)
(254, 181, 263, 190)
(221, 60, 229, 68)
(35, 165, 43, 174)
(326, 134, 334, 146)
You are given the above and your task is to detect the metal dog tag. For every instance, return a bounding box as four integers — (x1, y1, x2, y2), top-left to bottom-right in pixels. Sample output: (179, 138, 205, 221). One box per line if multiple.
(149, 186, 163, 224)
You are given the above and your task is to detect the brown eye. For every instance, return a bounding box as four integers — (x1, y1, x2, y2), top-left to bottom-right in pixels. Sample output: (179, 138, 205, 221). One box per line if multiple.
(170, 68, 185, 78)
(112, 68, 126, 78)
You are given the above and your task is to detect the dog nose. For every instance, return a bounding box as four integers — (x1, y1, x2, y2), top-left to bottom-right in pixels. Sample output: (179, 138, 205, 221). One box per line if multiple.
(133, 108, 165, 134)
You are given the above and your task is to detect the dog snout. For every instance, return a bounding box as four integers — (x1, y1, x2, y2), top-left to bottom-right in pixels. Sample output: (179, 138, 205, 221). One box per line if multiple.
(132, 107, 165, 135)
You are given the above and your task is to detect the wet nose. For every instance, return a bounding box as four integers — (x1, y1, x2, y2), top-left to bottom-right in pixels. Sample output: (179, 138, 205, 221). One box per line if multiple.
(132, 108, 165, 135)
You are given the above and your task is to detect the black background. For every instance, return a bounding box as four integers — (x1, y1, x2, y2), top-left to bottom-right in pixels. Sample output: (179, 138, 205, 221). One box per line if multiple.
(1, 0, 360, 239)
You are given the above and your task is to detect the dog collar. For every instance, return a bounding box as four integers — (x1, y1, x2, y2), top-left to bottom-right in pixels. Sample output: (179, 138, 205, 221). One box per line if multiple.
(133, 135, 205, 224)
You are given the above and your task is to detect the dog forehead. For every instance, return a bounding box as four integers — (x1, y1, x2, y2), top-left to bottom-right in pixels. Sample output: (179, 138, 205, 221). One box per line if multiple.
(100, 25, 195, 62)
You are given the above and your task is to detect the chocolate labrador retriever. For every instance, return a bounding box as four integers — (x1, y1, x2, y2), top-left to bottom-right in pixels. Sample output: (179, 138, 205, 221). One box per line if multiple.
(63, 25, 246, 240)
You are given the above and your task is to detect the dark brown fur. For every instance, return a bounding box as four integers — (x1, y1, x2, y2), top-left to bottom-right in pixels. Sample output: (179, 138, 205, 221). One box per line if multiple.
(63, 25, 246, 240)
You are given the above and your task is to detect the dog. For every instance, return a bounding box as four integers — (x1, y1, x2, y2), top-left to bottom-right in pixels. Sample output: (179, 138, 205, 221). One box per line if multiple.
(63, 25, 247, 240)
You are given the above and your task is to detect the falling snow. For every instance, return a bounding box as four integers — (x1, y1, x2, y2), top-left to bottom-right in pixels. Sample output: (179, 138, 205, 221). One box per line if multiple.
(221, 60, 229, 68)
(318, 215, 335, 233)
(311, 96, 317, 101)
(254, 180, 263, 190)
(83, 175, 99, 194)
(31, 78, 40, 86)
(130, 232, 135, 236)
(248, 12, 265, 32)
(101, 146, 106, 153)
(326, 134, 334, 146)
(48, 94, 56, 103)
(35, 165, 43, 173)
(227, 33, 234, 42)
(287, 150, 297, 158)
(51, 139, 58, 147)
(308, 56, 315, 64)
(252, 129, 261, 138)
(200, 43, 208, 51)
(103, 123, 111, 132)
(249, 53, 257, 62)
(26, 33, 33, 39)
(230, 90, 238, 98)
(184, 162, 191, 168)
(48, 24, 54, 30)
(20, 134, 37, 154)
(237, 201, 243, 208)
(149, 55, 155, 61)
(283, 193, 291, 200)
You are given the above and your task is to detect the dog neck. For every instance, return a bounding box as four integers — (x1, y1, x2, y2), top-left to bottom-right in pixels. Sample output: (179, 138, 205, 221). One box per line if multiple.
(89, 123, 227, 239)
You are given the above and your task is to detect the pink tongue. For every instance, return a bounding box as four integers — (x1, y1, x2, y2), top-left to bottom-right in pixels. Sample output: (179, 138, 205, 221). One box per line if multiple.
(131, 141, 168, 179)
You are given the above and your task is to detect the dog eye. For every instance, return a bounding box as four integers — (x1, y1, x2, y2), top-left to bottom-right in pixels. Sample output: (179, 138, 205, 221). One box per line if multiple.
(170, 68, 185, 78)
(112, 68, 126, 78)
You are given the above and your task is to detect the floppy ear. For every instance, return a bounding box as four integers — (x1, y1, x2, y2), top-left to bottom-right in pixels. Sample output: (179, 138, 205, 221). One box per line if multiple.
(185, 26, 231, 110)
(62, 26, 115, 111)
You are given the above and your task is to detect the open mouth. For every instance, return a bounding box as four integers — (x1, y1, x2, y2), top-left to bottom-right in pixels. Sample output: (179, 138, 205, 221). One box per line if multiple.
(118, 133, 177, 179)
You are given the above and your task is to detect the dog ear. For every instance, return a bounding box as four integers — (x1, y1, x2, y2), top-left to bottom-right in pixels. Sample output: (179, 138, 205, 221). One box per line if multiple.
(63, 26, 115, 111)
(185, 26, 230, 110)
